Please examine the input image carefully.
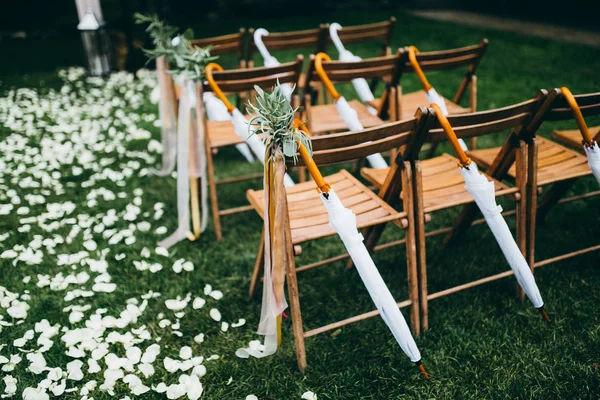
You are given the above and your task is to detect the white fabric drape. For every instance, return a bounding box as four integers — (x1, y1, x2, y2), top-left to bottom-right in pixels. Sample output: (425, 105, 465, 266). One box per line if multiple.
(427, 87, 468, 151)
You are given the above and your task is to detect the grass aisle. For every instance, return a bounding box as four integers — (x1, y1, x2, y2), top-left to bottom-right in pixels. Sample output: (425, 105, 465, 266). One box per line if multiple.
(1, 11, 600, 399)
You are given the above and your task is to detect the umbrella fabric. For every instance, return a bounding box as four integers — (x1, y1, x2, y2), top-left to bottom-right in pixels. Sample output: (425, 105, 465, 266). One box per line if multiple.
(584, 143, 600, 185)
(150, 57, 177, 176)
(335, 97, 388, 169)
(253, 29, 293, 101)
(159, 79, 195, 249)
(460, 162, 544, 308)
(320, 188, 421, 362)
(238, 151, 288, 358)
(330, 23, 378, 116)
(203, 91, 254, 162)
(231, 108, 295, 187)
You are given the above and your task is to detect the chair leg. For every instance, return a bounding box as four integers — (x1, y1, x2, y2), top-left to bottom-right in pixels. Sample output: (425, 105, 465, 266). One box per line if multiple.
(526, 139, 539, 269)
(514, 144, 527, 301)
(249, 228, 265, 297)
(401, 162, 420, 335)
(536, 179, 576, 222)
(284, 227, 307, 372)
(298, 166, 307, 183)
(205, 146, 222, 241)
(412, 161, 429, 332)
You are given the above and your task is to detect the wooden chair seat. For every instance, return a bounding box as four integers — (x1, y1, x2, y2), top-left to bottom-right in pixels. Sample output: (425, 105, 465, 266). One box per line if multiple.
(246, 169, 402, 244)
(399, 91, 469, 121)
(309, 100, 384, 135)
(551, 125, 600, 151)
(362, 153, 510, 212)
(469, 138, 592, 186)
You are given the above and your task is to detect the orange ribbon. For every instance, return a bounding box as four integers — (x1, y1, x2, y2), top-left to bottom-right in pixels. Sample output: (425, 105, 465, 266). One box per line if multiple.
(293, 119, 331, 194)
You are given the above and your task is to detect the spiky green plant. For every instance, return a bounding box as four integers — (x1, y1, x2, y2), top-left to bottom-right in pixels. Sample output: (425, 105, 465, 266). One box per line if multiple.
(247, 83, 311, 163)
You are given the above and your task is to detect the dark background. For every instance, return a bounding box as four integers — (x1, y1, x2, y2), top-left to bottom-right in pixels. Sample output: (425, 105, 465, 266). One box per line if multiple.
(0, 0, 596, 75)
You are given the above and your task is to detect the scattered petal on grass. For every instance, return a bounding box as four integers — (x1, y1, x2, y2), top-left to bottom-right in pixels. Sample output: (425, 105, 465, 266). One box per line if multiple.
(209, 309, 221, 322)
(301, 391, 318, 400)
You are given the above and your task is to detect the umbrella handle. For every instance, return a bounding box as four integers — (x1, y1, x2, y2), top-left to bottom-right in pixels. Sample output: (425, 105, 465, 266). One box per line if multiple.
(560, 87, 595, 147)
(329, 23, 346, 54)
(293, 119, 331, 194)
(205, 63, 236, 113)
(431, 104, 472, 168)
(315, 52, 341, 101)
(253, 28, 273, 61)
(408, 46, 433, 92)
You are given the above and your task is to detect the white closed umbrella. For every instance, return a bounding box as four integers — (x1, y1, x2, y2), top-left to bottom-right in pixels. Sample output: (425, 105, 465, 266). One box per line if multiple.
(253, 28, 294, 101)
(314, 53, 388, 169)
(432, 104, 549, 321)
(205, 63, 295, 188)
(329, 22, 378, 116)
(408, 46, 468, 151)
(561, 87, 600, 185)
(203, 91, 255, 162)
(295, 130, 427, 378)
(150, 56, 178, 176)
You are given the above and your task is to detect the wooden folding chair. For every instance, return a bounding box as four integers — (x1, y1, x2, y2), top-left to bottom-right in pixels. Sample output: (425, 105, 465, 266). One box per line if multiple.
(397, 40, 488, 150)
(201, 57, 304, 241)
(469, 89, 600, 269)
(247, 115, 430, 371)
(302, 51, 403, 135)
(190, 29, 247, 69)
(361, 95, 547, 331)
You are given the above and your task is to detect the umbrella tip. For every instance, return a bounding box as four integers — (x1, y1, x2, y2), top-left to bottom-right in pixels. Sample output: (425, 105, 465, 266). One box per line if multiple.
(415, 361, 429, 380)
(538, 307, 551, 323)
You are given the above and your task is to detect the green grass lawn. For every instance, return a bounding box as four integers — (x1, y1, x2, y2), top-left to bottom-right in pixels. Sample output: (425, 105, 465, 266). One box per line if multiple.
(1, 10, 600, 400)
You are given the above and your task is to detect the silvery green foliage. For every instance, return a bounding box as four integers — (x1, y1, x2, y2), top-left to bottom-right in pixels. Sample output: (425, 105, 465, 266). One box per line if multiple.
(247, 83, 311, 163)
(134, 13, 179, 63)
(135, 14, 217, 81)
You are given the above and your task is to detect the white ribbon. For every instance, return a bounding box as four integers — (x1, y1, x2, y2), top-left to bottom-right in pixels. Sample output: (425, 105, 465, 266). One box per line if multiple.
(149, 57, 177, 176)
(159, 79, 193, 249)
(427, 87, 468, 151)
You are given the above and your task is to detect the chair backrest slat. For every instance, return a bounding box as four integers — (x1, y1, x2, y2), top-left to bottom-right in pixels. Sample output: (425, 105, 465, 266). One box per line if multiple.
(422, 95, 545, 147)
(543, 90, 600, 121)
(288, 114, 423, 167)
(204, 56, 304, 94)
(247, 26, 328, 62)
(304, 51, 401, 92)
(190, 30, 246, 61)
(326, 18, 396, 50)
(398, 40, 488, 74)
